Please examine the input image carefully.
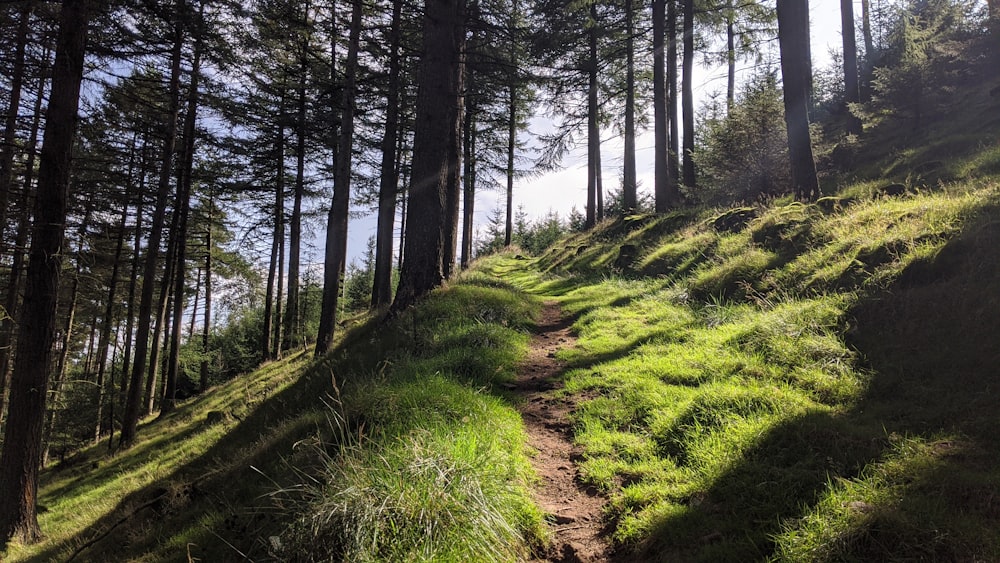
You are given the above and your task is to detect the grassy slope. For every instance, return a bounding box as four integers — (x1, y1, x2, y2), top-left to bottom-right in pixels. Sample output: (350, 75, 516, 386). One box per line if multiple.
(494, 64, 1000, 560)
(5, 266, 547, 562)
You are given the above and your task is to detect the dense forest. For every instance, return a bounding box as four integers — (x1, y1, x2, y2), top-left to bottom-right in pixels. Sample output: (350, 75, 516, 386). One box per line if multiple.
(1, 0, 999, 560)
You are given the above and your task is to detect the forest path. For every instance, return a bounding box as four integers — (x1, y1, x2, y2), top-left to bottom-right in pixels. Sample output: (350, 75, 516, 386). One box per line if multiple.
(515, 301, 615, 563)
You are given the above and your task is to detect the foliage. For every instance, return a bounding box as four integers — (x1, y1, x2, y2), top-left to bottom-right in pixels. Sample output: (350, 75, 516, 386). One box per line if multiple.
(695, 70, 791, 204)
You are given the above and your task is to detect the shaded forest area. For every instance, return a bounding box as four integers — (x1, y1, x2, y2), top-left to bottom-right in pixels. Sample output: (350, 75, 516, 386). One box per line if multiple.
(0, 0, 998, 557)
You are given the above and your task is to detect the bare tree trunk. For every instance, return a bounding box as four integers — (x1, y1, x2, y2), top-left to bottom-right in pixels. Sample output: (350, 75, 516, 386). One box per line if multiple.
(284, 37, 309, 352)
(316, 0, 363, 356)
(0, 0, 90, 543)
(188, 267, 201, 338)
(273, 212, 285, 360)
(667, 0, 680, 197)
(596, 131, 604, 221)
(586, 3, 599, 229)
(372, 0, 403, 307)
(461, 101, 476, 266)
(777, 0, 819, 201)
(392, 0, 466, 313)
(199, 198, 212, 392)
(262, 100, 285, 360)
(726, 2, 735, 111)
(0, 2, 31, 246)
(652, 0, 670, 212)
(841, 0, 862, 135)
(0, 58, 47, 425)
(681, 0, 695, 189)
(162, 13, 203, 416)
(442, 65, 464, 278)
(121, 0, 185, 448)
(860, 0, 875, 102)
(623, 0, 637, 213)
(505, 83, 516, 245)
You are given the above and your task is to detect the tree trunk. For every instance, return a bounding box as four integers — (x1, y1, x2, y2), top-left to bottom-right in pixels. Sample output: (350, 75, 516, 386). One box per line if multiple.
(667, 0, 680, 197)
(726, 3, 735, 111)
(461, 98, 476, 266)
(93, 177, 134, 443)
(316, 0, 362, 356)
(0, 0, 89, 543)
(777, 0, 819, 201)
(586, 3, 599, 229)
(372, 0, 403, 307)
(199, 198, 212, 392)
(505, 83, 516, 245)
(273, 208, 285, 360)
(262, 100, 285, 360)
(162, 15, 203, 416)
(0, 2, 31, 246)
(596, 130, 604, 221)
(284, 41, 309, 352)
(841, 0, 862, 135)
(391, 0, 466, 313)
(0, 58, 46, 425)
(623, 0, 637, 213)
(442, 64, 464, 278)
(121, 0, 184, 448)
(681, 0, 695, 189)
(860, 0, 875, 102)
(188, 268, 201, 339)
(652, 0, 669, 212)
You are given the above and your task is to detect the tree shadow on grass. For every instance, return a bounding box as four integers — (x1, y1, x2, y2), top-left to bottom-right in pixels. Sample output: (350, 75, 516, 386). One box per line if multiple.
(631, 209, 1000, 562)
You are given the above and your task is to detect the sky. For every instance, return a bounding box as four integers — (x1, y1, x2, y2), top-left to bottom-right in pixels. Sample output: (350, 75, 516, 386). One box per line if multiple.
(338, 1, 848, 267)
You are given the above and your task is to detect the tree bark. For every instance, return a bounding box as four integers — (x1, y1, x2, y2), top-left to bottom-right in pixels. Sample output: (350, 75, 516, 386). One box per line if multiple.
(391, 0, 466, 313)
(461, 97, 476, 266)
(726, 2, 735, 111)
(841, 0, 862, 135)
(623, 0, 637, 213)
(199, 198, 212, 392)
(586, 3, 599, 229)
(121, 0, 184, 448)
(505, 82, 516, 245)
(681, 0, 695, 189)
(0, 2, 31, 247)
(284, 36, 309, 352)
(667, 0, 680, 197)
(0, 57, 46, 425)
(0, 0, 90, 543)
(442, 64, 464, 277)
(316, 0, 362, 356)
(162, 11, 203, 415)
(262, 98, 285, 360)
(652, 0, 669, 212)
(372, 0, 403, 307)
(777, 0, 819, 201)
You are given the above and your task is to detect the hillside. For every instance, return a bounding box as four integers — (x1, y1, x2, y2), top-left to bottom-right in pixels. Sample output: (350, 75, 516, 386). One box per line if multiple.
(7, 27, 1000, 563)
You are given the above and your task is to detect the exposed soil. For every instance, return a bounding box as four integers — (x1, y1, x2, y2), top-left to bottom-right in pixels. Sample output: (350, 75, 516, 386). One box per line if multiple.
(515, 301, 615, 563)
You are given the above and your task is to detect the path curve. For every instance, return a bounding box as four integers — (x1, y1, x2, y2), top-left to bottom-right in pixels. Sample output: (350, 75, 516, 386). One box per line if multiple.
(516, 301, 614, 563)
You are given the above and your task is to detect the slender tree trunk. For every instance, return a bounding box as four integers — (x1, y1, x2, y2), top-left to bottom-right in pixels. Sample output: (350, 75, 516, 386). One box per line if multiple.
(777, 0, 819, 201)
(652, 0, 670, 212)
(93, 179, 134, 443)
(199, 198, 212, 392)
(162, 16, 203, 416)
(0, 0, 90, 543)
(667, 0, 680, 196)
(372, 0, 404, 307)
(397, 155, 409, 271)
(623, 0, 637, 213)
(586, 3, 599, 229)
(0, 60, 46, 424)
(0, 2, 31, 246)
(726, 2, 735, 111)
(442, 63, 464, 278)
(316, 0, 362, 356)
(860, 0, 875, 102)
(505, 83, 516, 245)
(262, 104, 285, 360)
(841, 0, 862, 135)
(391, 0, 466, 313)
(119, 165, 145, 413)
(284, 43, 309, 352)
(461, 99, 476, 267)
(681, 0, 695, 189)
(596, 132, 604, 221)
(121, 0, 185, 448)
(273, 211, 285, 360)
(188, 267, 201, 339)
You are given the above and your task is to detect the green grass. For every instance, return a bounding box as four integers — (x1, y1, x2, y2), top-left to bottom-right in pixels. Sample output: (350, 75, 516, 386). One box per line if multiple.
(505, 170, 1000, 560)
(5, 255, 547, 562)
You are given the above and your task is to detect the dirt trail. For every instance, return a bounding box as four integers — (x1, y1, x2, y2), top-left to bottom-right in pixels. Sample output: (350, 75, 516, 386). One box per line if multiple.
(515, 301, 614, 563)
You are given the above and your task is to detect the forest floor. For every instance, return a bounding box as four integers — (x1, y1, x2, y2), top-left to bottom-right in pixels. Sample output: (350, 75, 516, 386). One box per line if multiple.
(515, 301, 616, 563)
